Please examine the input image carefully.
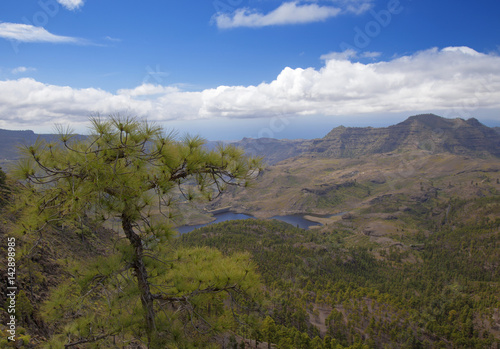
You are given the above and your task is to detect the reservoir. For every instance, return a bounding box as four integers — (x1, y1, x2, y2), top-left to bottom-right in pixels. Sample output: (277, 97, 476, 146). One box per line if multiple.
(177, 211, 336, 234)
(270, 214, 322, 229)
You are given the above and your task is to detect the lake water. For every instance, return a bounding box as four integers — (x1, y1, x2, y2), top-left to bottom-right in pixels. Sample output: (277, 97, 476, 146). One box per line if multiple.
(176, 211, 341, 234)
(270, 214, 322, 229)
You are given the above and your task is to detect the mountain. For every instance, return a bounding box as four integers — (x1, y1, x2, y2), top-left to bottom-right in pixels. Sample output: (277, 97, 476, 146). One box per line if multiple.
(192, 116, 500, 348)
(1, 114, 498, 166)
(2, 115, 499, 348)
(0, 129, 60, 163)
(210, 114, 500, 218)
(309, 114, 500, 158)
(231, 137, 313, 165)
(230, 114, 500, 165)
(0, 129, 37, 161)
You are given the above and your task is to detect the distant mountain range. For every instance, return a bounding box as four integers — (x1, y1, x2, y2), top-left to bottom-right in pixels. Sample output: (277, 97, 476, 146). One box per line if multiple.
(1, 114, 499, 166)
(310, 114, 500, 158)
(0, 129, 60, 162)
(232, 114, 500, 163)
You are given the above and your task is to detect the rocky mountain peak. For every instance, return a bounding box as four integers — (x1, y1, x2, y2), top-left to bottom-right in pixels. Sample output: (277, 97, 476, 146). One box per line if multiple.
(312, 114, 500, 158)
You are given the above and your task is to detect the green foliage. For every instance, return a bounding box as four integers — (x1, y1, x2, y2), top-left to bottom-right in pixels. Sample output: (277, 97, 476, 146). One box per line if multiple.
(6, 116, 500, 347)
(13, 115, 263, 347)
(14, 116, 261, 234)
(15, 291, 34, 325)
(39, 245, 260, 348)
(0, 166, 10, 207)
(178, 209, 500, 348)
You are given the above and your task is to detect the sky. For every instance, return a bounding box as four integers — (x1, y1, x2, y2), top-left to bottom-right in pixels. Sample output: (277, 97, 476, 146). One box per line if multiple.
(1, 0, 500, 140)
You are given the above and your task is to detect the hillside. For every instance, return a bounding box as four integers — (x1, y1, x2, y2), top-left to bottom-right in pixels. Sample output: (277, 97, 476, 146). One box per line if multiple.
(0, 114, 498, 167)
(177, 114, 500, 348)
(0, 114, 499, 348)
(0, 130, 63, 170)
(211, 150, 500, 219)
(178, 203, 500, 348)
(232, 114, 500, 163)
(209, 114, 500, 219)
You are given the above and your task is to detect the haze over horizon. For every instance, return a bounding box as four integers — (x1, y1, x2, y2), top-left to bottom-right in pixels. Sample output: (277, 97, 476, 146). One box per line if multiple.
(1, 0, 500, 140)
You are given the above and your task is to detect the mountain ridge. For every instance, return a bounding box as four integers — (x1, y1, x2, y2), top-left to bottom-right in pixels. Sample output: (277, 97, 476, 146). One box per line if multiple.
(229, 114, 500, 163)
(1, 114, 499, 166)
(0, 129, 60, 163)
(311, 113, 500, 158)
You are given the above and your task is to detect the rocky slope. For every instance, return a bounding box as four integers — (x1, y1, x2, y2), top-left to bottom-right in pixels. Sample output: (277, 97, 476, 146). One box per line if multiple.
(232, 114, 500, 163)
(1, 114, 498, 166)
(309, 114, 500, 158)
(210, 114, 500, 218)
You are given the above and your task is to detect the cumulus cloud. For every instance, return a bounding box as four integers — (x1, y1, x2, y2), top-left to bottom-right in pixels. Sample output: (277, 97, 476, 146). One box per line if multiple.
(117, 84, 180, 97)
(0, 22, 83, 43)
(57, 0, 85, 11)
(0, 79, 202, 131)
(213, 2, 341, 28)
(0, 47, 499, 131)
(441, 46, 482, 56)
(197, 47, 500, 118)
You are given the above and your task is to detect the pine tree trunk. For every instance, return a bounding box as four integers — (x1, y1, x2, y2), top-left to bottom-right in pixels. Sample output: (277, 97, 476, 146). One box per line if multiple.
(121, 213, 156, 346)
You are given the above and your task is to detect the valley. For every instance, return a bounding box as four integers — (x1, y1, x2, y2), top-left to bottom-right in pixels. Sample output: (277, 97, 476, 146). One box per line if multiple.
(0, 113, 499, 348)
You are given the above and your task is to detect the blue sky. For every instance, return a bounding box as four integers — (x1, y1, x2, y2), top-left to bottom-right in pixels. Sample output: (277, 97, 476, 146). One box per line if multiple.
(1, 0, 500, 140)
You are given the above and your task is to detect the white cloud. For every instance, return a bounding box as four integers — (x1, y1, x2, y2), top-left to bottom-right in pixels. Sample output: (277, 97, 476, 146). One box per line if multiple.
(213, 2, 341, 28)
(344, 2, 372, 15)
(320, 49, 358, 61)
(0, 78, 202, 131)
(0, 47, 499, 132)
(361, 51, 381, 58)
(197, 47, 500, 118)
(11, 66, 36, 74)
(117, 84, 181, 97)
(57, 0, 84, 11)
(0, 22, 83, 43)
(442, 46, 482, 56)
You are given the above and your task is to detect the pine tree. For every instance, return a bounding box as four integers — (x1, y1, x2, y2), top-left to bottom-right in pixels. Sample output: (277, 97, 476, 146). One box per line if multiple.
(14, 115, 262, 347)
